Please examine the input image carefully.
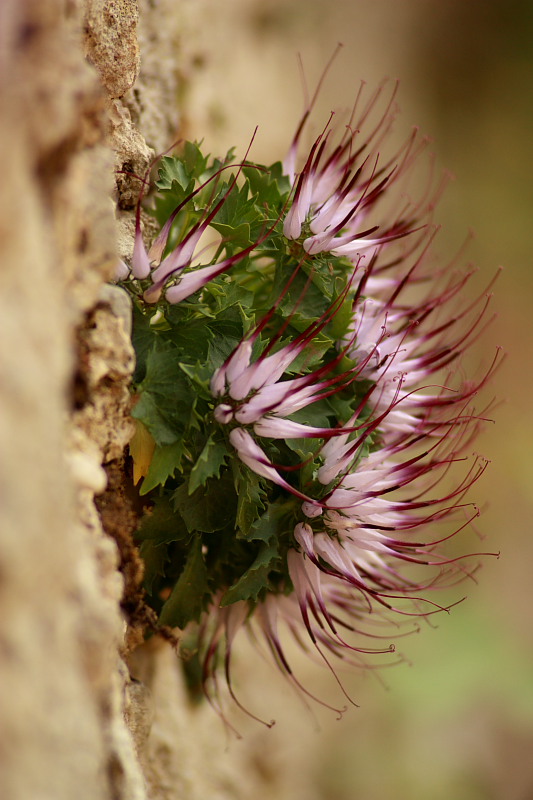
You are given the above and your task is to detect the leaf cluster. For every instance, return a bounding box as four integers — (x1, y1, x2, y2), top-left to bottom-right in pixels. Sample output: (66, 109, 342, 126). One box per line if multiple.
(125, 141, 379, 631)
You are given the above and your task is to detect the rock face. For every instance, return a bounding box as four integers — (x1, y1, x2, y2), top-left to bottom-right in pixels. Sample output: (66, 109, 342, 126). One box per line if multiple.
(0, 3, 301, 799)
(0, 1, 145, 798)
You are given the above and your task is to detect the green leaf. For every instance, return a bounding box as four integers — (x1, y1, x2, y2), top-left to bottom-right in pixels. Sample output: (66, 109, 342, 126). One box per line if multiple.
(158, 537, 210, 628)
(283, 331, 334, 375)
(204, 278, 254, 312)
(156, 154, 199, 192)
(150, 196, 193, 232)
(210, 221, 252, 249)
(151, 170, 196, 228)
(139, 539, 169, 595)
(232, 461, 267, 538)
(220, 536, 281, 606)
(327, 285, 355, 341)
(131, 302, 159, 383)
(172, 473, 237, 533)
(189, 435, 229, 494)
(136, 496, 191, 544)
(133, 343, 196, 445)
(284, 435, 323, 458)
(151, 144, 226, 228)
(248, 499, 294, 543)
(206, 313, 245, 370)
(273, 262, 330, 327)
(213, 182, 253, 225)
(162, 316, 213, 363)
(199, 146, 236, 183)
(326, 386, 362, 425)
(132, 393, 178, 447)
(242, 161, 291, 206)
(164, 301, 245, 373)
(182, 141, 208, 177)
(288, 399, 335, 429)
(140, 440, 189, 495)
(177, 361, 214, 398)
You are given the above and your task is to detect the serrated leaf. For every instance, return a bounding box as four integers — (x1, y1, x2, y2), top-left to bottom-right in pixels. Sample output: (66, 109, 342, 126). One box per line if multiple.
(131, 302, 159, 383)
(206, 311, 245, 370)
(327, 287, 355, 341)
(140, 439, 189, 495)
(248, 499, 294, 543)
(220, 537, 281, 606)
(164, 302, 245, 375)
(132, 393, 178, 447)
(274, 263, 329, 327)
(132, 344, 196, 445)
(177, 361, 213, 397)
(283, 331, 334, 375)
(150, 195, 192, 231)
(172, 473, 237, 533)
(242, 161, 291, 206)
(326, 388, 361, 425)
(182, 140, 208, 176)
(213, 182, 253, 225)
(139, 539, 169, 595)
(288, 399, 335, 429)
(161, 315, 213, 363)
(232, 461, 267, 538)
(136, 496, 191, 544)
(158, 537, 210, 628)
(208, 307, 245, 339)
(284, 435, 323, 458)
(156, 155, 197, 192)
(199, 146, 236, 183)
(210, 221, 252, 249)
(204, 278, 254, 311)
(189, 435, 229, 494)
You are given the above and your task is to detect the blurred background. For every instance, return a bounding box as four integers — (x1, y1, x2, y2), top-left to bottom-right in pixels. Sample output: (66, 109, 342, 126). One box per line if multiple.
(181, 2, 533, 797)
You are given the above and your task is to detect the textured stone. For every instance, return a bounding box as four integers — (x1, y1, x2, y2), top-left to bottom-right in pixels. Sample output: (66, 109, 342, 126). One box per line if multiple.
(84, 0, 140, 99)
(109, 98, 154, 210)
(123, 0, 183, 153)
(73, 303, 135, 463)
(0, 1, 145, 798)
(2, 1, 321, 799)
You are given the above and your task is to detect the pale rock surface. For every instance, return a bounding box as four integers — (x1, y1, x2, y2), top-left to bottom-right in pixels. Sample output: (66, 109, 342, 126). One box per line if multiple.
(0, 1, 317, 798)
(0, 0, 145, 798)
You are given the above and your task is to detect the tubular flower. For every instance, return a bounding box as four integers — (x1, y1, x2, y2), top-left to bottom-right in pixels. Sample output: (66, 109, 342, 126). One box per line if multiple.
(125, 76, 500, 730)
(126, 134, 264, 305)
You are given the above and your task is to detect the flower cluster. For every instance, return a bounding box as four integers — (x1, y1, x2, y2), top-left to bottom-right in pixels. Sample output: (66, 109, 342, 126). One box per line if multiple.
(122, 78, 499, 729)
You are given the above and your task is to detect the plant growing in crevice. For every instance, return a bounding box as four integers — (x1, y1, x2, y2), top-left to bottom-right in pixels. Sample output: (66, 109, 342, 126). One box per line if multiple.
(118, 65, 500, 731)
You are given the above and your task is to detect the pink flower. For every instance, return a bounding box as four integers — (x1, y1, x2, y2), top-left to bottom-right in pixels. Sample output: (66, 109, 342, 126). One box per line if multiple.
(126, 60, 500, 729)
(282, 83, 423, 261)
(195, 77, 500, 727)
(126, 135, 266, 305)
